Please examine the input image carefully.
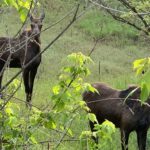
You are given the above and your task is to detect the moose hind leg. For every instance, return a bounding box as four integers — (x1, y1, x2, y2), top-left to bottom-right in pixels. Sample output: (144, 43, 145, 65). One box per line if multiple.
(120, 130, 130, 150)
(136, 129, 148, 150)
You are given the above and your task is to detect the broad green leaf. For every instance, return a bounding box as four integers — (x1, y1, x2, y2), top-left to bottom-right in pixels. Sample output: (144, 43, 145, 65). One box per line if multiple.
(88, 113, 98, 123)
(30, 136, 37, 144)
(52, 85, 60, 95)
(140, 82, 149, 102)
(45, 118, 56, 129)
(133, 58, 150, 75)
(5, 107, 13, 115)
(102, 120, 115, 132)
(67, 128, 73, 137)
(19, 7, 28, 22)
(140, 70, 150, 90)
(80, 131, 92, 139)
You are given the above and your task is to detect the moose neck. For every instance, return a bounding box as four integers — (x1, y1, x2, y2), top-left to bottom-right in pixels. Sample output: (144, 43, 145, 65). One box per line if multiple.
(33, 35, 41, 45)
(19, 30, 41, 45)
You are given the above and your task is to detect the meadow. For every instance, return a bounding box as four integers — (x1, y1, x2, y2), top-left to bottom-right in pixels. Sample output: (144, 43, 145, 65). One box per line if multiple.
(0, 0, 150, 149)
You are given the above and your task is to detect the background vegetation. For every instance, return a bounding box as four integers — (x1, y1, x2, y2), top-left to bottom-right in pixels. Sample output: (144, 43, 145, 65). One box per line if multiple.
(0, 0, 150, 149)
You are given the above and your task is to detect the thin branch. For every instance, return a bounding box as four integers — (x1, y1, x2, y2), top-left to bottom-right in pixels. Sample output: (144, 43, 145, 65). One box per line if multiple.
(89, 0, 150, 15)
(42, 6, 76, 33)
(91, 0, 149, 35)
(14, 138, 84, 148)
(86, 97, 150, 108)
(5, 95, 42, 110)
(88, 39, 101, 57)
(118, 0, 150, 31)
(54, 116, 76, 149)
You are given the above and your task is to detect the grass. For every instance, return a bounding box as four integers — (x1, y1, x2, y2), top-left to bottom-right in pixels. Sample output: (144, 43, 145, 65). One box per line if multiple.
(78, 9, 138, 40)
(0, 0, 150, 149)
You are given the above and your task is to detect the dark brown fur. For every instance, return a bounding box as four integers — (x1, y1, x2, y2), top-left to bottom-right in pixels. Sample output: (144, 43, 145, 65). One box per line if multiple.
(0, 13, 45, 105)
(83, 82, 150, 150)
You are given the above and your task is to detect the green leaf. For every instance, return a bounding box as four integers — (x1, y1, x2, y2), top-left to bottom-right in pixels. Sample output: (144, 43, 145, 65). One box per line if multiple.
(80, 131, 92, 139)
(67, 128, 73, 137)
(44, 117, 56, 129)
(52, 85, 60, 95)
(83, 83, 99, 93)
(133, 58, 150, 75)
(5, 107, 13, 116)
(140, 82, 149, 101)
(88, 113, 98, 123)
(18, 7, 28, 22)
(140, 70, 150, 90)
(30, 136, 37, 144)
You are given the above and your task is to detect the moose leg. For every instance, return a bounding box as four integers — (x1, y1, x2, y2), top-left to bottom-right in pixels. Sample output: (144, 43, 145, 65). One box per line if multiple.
(23, 69, 30, 106)
(0, 75, 3, 98)
(0, 64, 4, 98)
(28, 67, 38, 103)
(89, 121, 98, 144)
(120, 130, 130, 150)
(136, 129, 148, 150)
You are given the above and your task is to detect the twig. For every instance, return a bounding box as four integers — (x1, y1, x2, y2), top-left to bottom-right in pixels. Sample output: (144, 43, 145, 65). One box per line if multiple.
(54, 116, 75, 149)
(5, 95, 42, 110)
(90, 0, 150, 35)
(89, 0, 150, 16)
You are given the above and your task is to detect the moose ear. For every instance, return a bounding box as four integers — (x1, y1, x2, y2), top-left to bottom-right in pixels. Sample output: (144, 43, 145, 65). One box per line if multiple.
(40, 10, 45, 21)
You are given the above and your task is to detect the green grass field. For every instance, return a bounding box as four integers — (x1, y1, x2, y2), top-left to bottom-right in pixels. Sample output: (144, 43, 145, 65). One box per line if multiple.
(0, 0, 150, 149)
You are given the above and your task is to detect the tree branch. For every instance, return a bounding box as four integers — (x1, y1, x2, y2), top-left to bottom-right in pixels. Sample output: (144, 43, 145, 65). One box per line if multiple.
(90, 0, 149, 35)
(118, 0, 150, 32)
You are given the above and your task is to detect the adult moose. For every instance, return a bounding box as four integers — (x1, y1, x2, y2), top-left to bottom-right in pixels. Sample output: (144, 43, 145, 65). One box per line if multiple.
(83, 82, 150, 150)
(0, 12, 45, 105)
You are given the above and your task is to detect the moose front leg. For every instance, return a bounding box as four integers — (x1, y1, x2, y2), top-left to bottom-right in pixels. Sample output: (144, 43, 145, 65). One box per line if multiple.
(28, 67, 38, 104)
(23, 69, 31, 107)
(0, 75, 3, 99)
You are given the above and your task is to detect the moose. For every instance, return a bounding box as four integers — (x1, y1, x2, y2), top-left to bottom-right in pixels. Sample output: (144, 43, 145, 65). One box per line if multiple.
(82, 82, 150, 150)
(0, 12, 45, 105)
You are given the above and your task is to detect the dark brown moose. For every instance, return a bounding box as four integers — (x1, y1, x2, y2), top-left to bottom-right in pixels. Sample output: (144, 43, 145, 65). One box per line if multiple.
(0, 12, 45, 105)
(83, 82, 150, 150)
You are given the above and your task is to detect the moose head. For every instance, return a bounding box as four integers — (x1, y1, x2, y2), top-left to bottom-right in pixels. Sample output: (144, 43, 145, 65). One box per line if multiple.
(29, 11, 45, 38)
